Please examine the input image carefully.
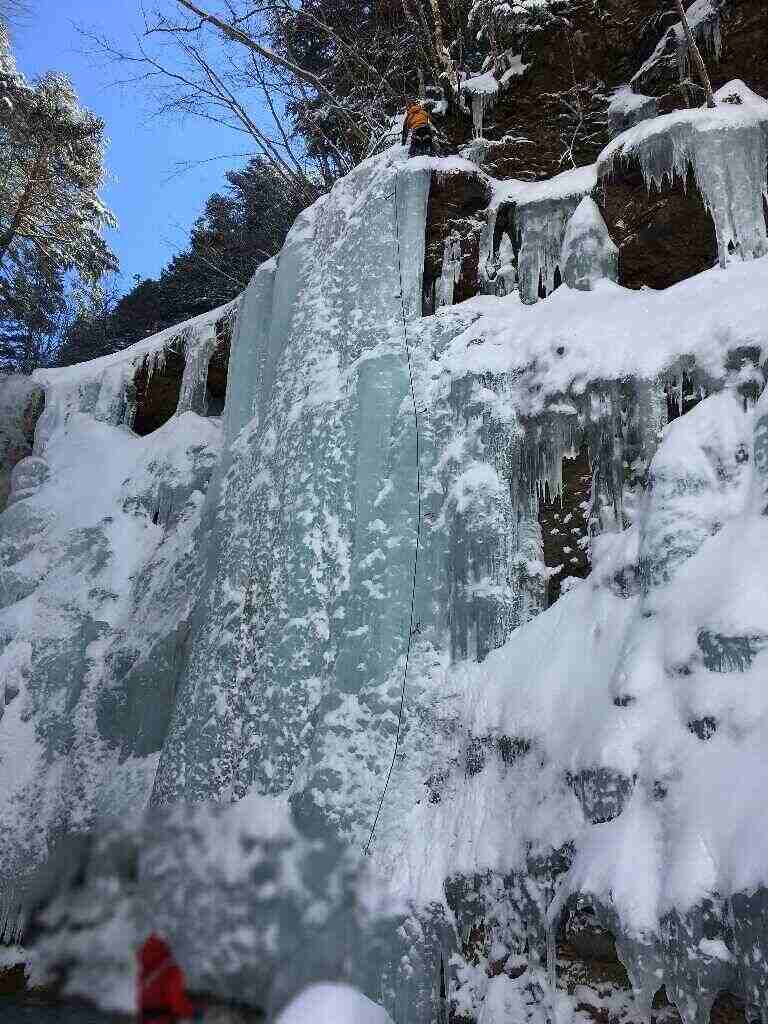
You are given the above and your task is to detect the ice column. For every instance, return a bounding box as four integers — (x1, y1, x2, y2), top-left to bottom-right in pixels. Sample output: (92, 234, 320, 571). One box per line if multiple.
(495, 231, 517, 295)
(437, 232, 463, 308)
(560, 197, 618, 291)
(517, 195, 581, 304)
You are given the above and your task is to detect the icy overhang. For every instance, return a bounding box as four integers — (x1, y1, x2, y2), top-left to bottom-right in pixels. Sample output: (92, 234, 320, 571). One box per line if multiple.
(32, 300, 237, 440)
(439, 254, 768, 417)
(598, 80, 768, 267)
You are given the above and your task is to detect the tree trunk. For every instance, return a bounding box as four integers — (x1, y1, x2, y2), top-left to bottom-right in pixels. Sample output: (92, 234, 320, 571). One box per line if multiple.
(0, 144, 48, 266)
(673, 0, 716, 108)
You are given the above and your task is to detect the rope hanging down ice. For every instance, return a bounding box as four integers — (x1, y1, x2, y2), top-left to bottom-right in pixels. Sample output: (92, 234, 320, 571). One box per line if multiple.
(363, 169, 423, 856)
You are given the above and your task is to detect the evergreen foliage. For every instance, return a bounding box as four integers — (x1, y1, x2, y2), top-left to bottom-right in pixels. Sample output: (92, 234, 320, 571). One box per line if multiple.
(0, 24, 117, 373)
(57, 157, 306, 367)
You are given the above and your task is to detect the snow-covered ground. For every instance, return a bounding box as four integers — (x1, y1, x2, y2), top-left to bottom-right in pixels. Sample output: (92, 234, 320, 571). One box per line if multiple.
(275, 984, 395, 1024)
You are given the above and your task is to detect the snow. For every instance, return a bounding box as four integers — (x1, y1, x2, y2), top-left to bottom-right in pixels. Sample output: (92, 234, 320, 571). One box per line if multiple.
(0, 405, 223, 904)
(608, 86, 658, 136)
(34, 300, 236, 389)
(442, 256, 768, 414)
(462, 71, 499, 97)
(489, 163, 597, 211)
(275, 983, 395, 1024)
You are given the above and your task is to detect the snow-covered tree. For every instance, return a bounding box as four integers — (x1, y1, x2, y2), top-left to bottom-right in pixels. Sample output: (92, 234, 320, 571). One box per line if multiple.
(0, 24, 117, 371)
(468, 0, 568, 73)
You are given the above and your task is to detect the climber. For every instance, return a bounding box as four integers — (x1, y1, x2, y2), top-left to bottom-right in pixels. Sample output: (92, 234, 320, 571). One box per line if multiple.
(137, 933, 201, 1023)
(402, 100, 433, 157)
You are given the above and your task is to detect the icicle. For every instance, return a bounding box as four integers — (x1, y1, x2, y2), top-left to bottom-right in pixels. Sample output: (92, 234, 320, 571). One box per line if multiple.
(472, 93, 486, 139)
(0, 890, 25, 944)
(546, 918, 558, 1023)
(517, 196, 581, 304)
(178, 322, 217, 416)
(560, 197, 618, 291)
(496, 231, 517, 295)
(602, 82, 768, 269)
(437, 233, 463, 308)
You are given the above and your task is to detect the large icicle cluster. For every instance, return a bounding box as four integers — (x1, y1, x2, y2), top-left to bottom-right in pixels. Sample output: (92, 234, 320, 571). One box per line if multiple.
(600, 80, 768, 269)
(479, 164, 598, 304)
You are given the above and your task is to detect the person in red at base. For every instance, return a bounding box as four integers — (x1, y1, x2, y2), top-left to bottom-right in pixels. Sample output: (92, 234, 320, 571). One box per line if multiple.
(137, 933, 201, 1023)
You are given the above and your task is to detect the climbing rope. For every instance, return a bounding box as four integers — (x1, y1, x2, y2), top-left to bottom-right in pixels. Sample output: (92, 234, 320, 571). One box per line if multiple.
(363, 168, 424, 856)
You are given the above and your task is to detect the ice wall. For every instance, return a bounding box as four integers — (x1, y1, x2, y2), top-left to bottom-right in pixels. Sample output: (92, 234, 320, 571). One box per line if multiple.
(5, 133, 768, 1024)
(0, 305, 232, 922)
(152, 153, 432, 815)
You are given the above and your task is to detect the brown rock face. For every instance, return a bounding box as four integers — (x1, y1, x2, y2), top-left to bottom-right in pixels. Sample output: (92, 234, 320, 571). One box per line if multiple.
(205, 321, 231, 416)
(539, 448, 591, 605)
(438, 0, 663, 180)
(423, 169, 490, 312)
(426, 0, 768, 300)
(130, 319, 232, 435)
(596, 161, 719, 290)
(633, 0, 768, 101)
(131, 342, 185, 437)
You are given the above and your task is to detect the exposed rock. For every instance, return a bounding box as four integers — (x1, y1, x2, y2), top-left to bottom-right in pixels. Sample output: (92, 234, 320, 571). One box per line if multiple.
(206, 322, 231, 415)
(596, 161, 718, 290)
(538, 448, 591, 605)
(633, 0, 768, 102)
(0, 377, 44, 511)
(567, 767, 636, 824)
(423, 169, 490, 312)
(442, 0, 664, 179)
(561, 903, 619, 964)
(131, 340, 186, 436)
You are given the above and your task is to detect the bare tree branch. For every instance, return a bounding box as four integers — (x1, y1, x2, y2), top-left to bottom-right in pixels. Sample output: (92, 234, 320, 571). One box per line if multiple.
(175, 0, 369, 141)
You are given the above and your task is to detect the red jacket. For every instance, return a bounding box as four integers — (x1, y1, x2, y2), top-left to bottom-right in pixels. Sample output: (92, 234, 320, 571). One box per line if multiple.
(137, 934, 195, 1022)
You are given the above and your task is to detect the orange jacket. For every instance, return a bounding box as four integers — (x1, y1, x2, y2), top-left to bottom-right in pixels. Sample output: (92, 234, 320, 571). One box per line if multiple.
(404, 104, 430, 133)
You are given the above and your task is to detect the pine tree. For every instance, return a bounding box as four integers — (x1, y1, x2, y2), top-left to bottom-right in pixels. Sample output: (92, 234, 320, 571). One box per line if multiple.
(0, 23, 117, 372)
(57, 158, 304, 367)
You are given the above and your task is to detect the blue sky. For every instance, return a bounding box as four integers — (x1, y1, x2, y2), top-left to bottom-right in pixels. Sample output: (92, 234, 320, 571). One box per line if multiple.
(15, 1, 250, 291)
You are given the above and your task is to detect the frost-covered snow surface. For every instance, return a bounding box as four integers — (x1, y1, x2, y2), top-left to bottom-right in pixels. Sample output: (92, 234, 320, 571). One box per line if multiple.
(275, 983, 395, 1024)
(4, 142, 768, 1024)
(0, 303, 232, 922)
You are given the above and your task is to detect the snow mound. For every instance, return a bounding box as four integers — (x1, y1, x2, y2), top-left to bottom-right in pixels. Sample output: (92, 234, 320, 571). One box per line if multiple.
(275, 984, 395, 1024)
